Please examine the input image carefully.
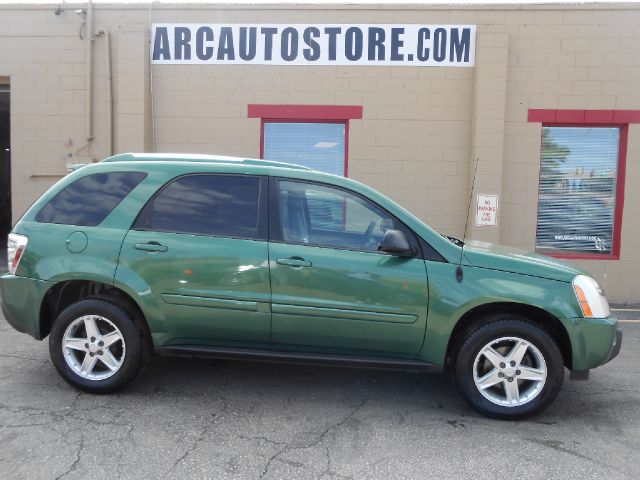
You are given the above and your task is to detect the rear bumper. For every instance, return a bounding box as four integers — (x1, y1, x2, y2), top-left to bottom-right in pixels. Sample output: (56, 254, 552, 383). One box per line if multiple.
(2, 300, 30, 335)
(0, 273, 50, 340)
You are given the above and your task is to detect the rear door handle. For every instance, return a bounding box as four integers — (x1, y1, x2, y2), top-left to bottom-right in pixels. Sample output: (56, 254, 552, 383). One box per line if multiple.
(134, 242, 168, 253)
(276, 257, 312, 268)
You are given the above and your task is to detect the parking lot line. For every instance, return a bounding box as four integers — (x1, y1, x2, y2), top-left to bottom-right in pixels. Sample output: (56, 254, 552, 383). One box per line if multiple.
(618, 319, 640, 323)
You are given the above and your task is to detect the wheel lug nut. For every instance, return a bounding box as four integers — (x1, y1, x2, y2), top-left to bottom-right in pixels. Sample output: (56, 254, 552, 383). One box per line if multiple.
(98, 350, 103, 355)
(85, 343, 89, 349)
(507, 377, 513, 382)
(498, 372, 504, 378)
(89, 352, 94, 357)
(98, 341, 104, 347)
(516, 370, 521, 375)
(510, 361, 516, 367)
(500, 362, 506, 368)
(90, 337, 96, 342)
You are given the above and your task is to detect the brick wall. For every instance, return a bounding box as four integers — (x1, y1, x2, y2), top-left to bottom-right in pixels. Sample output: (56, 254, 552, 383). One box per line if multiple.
(0, 3, 639, 301)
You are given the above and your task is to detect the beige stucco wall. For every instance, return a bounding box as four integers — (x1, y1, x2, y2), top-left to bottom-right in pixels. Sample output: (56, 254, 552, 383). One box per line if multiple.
(0, 2, 639, 301)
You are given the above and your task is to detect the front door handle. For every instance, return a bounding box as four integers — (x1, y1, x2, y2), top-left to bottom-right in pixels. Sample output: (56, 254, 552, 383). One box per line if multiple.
(134, 242, 168, 253)
(276, 257, 312, 268)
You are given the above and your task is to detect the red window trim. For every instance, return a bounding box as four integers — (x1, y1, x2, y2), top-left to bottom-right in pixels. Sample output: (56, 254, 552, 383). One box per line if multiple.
(528, 109, 640, 124)
(248, 104, 363, 121)
(528, 109, 640, 260)
(248, 104, 363, 177)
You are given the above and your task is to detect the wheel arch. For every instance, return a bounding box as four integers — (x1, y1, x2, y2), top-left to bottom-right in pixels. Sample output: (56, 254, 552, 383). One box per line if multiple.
(445, 302, 573, 370)
(39, 280, 150, 342)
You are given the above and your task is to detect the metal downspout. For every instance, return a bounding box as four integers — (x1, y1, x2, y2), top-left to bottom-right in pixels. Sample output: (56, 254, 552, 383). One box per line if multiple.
(94, 29, 113, 156)
(74, 0, 94, 159)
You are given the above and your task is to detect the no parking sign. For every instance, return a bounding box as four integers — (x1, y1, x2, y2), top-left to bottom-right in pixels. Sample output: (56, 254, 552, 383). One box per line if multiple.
(476, 194, 498, 227)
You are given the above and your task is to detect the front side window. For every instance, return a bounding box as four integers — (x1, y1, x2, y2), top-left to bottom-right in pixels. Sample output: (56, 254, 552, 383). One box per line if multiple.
(263, 122, 346, 176)
(535, 126, 620, 257)
(36, 172, 147, 226)
(134, 174, 263, 240)
(276, 180, 404, 252)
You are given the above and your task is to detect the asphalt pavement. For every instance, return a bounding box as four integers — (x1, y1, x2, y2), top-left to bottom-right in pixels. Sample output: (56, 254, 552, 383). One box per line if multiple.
(0, 307, 638, 480)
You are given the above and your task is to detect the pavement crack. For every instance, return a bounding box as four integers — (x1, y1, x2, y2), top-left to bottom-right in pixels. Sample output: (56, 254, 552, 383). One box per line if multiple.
(259, 444, 290, 479)
(170, 399, 229, 472)
(260, 380, 370, 480)
(523, 437, 628, 475)
(171, 421, 211, 470)
(54, 434, 85, 480)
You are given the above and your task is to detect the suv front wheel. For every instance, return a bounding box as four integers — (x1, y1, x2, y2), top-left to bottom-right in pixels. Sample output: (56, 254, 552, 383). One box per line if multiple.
(453, 315, 564, 420)
(49, 298, 148, 393)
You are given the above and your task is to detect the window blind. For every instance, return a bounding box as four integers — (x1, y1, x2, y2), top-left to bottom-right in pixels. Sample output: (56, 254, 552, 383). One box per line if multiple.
(263, 122, 346, 176)
(535, 126, 620, 255)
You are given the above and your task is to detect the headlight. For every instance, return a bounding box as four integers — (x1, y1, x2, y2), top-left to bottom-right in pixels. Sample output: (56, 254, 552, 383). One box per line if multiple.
(572, 275, 610, 318)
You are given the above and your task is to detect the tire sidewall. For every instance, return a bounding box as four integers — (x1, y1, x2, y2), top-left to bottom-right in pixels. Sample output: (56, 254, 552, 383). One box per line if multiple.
(49, 299, 143, 393)
(454, 317, 564, 420)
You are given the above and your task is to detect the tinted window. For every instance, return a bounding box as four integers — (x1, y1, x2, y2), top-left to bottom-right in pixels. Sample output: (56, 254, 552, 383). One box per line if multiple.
(135, 174, 262, 239)
(277, 180, 405, 252)
(36, 172, 147, 226)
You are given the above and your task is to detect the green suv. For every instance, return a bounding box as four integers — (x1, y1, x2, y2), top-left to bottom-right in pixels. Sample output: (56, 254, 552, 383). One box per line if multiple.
(1, 153, 622, 419)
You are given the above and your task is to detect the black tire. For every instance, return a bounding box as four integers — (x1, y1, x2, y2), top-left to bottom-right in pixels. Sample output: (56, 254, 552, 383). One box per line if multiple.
(49, 298, 150, 393)
(453, 315, 564, 420)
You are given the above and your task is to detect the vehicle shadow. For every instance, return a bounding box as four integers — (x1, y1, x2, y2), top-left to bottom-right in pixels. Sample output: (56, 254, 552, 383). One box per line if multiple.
(135, 353, 472, 416)
(125, 350, 636, 430)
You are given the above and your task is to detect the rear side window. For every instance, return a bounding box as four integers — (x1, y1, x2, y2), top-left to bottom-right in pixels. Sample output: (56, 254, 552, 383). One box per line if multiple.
(134, 174, 263, 240)
(36, 172, 147, 226)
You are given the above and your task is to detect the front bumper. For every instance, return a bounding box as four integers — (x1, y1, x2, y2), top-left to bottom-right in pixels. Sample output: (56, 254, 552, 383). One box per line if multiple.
(0, 273, 50, 339)
(606, 328, 623, 363)
(570, 316, 622, 371)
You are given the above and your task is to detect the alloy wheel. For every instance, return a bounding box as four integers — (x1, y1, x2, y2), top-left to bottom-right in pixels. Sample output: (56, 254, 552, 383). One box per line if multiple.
(472, 336, 547, 407)
(62, 315, 126, 381)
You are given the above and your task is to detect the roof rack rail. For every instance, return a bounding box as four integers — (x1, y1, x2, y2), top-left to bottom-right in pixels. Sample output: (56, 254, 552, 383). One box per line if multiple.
(101, 153, 312, 170)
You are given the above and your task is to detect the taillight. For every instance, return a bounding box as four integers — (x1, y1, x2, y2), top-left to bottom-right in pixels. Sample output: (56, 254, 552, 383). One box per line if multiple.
(7, 233, 28, 275)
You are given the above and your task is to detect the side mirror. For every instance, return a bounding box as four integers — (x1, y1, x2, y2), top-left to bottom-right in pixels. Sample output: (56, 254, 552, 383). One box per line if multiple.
(379, 229, 416, 257)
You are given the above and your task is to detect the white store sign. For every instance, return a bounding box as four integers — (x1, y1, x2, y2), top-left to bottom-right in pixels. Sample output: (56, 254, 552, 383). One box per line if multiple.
(476, 194, 499, 227)
(151, 24, 476, 67)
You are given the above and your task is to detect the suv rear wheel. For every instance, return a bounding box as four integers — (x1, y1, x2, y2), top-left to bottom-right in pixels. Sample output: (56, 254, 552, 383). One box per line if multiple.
(453, 315, 564, 419)
(49, 298, 148, 393)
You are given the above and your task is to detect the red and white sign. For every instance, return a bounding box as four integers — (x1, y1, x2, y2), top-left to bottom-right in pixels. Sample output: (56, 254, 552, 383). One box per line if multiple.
(476, 194, 498, 227)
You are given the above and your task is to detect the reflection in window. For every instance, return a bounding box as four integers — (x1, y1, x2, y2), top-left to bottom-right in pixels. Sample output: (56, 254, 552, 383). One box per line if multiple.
(135, 175, 261, 239)
(263, 122, 346, 176)
(36, 172, 147, 226)
(278, 180, 398, 252)
(535, 127, 619, 255)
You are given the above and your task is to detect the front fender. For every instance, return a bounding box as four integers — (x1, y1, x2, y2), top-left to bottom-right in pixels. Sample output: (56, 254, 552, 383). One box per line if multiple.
(418, 262, 581, 365)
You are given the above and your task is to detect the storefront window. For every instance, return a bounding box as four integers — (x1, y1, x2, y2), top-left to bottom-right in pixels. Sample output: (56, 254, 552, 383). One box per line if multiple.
(535, 126, 620, 257)
(249, 104, 362, 177)
(263, 122, 346, 176)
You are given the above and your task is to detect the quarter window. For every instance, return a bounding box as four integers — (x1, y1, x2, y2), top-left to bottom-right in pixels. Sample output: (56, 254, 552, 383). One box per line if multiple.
(134, 174, 263, 239)
(276, 180, 405, 252)
(535, 126, 621, 257)
(36, 172, 147, 226)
